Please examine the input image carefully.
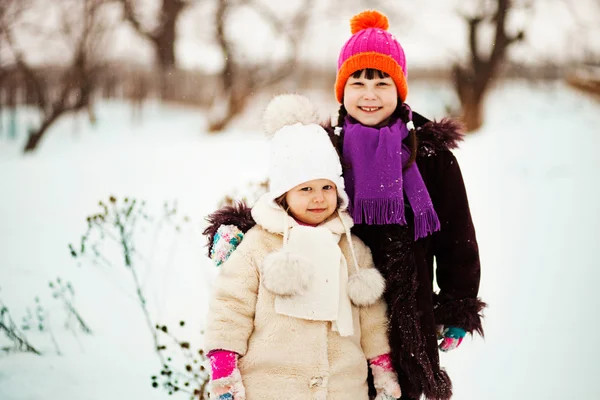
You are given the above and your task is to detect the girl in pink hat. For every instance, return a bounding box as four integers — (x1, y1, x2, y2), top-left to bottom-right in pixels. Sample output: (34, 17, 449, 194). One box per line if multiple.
(329, 10, 486, 399)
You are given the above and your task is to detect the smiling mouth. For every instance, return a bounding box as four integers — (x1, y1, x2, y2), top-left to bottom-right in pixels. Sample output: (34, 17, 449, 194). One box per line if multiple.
(359, 106, 381, 112)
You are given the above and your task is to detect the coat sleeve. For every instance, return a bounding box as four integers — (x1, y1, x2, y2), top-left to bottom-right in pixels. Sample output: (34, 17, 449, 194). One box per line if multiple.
(204, 245, 259, 355)
(360, 299, 391, 359)
(430, 149, 486, 336)
(353, 237, 391, 359)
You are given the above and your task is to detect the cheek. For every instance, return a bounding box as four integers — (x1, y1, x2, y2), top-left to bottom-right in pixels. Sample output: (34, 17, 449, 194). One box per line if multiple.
(284, 193, 293, 206)
(326, 192, 338, 205)
(285, 193, 299, 210)
(343, 89, 357, 107)
(385, 93, 398, 108)
(287, 195, 308, 211)
(342, 94, 350, 109)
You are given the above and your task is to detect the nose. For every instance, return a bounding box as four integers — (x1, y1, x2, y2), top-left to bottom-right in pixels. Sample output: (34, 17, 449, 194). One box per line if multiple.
(312, 191, 325, 203)
(362, 86, 376, 100)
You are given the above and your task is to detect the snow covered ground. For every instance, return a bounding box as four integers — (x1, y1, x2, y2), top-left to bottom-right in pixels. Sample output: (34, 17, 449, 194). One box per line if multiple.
(1, 81, 599, 399)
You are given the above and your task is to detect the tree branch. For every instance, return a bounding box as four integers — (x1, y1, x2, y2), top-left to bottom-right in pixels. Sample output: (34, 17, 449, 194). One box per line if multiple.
(466, 15, 484, 69)
(119, 0, 191, 44)
(508, 30, 525, 45)
(488, 0, 515, 73)
(118, 0, 155, 40)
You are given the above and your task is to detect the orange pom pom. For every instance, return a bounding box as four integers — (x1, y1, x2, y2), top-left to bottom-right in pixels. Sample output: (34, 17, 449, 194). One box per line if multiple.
(350, 10, 389, 34)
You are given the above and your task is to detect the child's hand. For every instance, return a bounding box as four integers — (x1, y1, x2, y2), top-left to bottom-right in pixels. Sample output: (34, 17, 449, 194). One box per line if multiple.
(210, 225, 244, 267)
(208, 350, 246, 399)
(369, 353, 402, 400)
(437, 325, 466, 352)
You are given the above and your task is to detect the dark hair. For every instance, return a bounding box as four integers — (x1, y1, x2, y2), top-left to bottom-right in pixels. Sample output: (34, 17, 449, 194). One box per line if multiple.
(335, 71, 418, 171)
(275, 193, 290, 213)
(351, 68, 390, 80)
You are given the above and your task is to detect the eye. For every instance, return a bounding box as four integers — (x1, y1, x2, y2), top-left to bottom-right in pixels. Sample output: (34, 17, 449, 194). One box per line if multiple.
(300, 187, 312, 192)
(351, 81, 364, 86)
(377, 81, 390, 86)
(323, 185, 334, 190)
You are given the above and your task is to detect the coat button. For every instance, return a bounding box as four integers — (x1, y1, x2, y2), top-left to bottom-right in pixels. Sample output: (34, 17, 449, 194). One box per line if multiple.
(309, 376, 323, 388)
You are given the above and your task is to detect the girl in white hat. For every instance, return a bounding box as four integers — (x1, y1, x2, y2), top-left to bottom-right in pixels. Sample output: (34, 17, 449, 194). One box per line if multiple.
(204, 94, 402, 400)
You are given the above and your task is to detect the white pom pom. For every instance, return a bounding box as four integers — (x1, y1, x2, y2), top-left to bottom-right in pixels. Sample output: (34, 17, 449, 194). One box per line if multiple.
(347, 268, 385, 306)
(263, 94, 319, 137)
(260, 250, 314, 296)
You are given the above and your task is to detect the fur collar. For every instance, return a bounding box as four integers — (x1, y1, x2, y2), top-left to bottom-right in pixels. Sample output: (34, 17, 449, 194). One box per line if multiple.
(415, 118, 465, 157)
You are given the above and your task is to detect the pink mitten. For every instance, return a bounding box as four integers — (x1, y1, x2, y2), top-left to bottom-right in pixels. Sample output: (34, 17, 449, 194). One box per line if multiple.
(369, 353, 402, 400)
(208, 350, 246, 400)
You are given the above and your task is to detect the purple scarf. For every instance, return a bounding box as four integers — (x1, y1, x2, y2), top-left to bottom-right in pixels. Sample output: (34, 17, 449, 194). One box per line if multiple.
(342, 115, 440, 240)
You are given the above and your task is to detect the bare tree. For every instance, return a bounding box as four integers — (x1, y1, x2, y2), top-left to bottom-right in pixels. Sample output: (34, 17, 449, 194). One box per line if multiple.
(116, 0, 195, 99)
(0, 0, 114, 152)
(207, 0, 315, 132)
(0, 0, 31, 135)
(452, 0, 526, 131)
(117, 0, 192, 72)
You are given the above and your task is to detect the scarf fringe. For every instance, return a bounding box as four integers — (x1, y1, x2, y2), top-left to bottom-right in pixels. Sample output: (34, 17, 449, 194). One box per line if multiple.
(350, 198, 406, 225)
(350, 198, 441, 239)
(414, 207, 441, 240)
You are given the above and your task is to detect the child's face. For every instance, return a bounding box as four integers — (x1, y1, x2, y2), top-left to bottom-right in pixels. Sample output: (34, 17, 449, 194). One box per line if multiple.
(343, 70, 398, 127)
(285, 179, 338, 225)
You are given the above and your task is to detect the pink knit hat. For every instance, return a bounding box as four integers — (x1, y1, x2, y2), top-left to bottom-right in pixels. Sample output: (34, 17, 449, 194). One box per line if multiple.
(335, 10, 408, 103)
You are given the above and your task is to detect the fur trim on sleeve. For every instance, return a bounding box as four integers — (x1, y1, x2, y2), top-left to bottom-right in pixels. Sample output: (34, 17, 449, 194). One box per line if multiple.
(433, 295, 487, 337)
(203, 201, 256, 257)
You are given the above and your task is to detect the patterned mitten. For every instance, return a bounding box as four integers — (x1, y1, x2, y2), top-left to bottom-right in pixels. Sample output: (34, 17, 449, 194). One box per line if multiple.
(369, 353, 402, 400)
(210, 225, 244, 267)
(437, 325, 466, 352)
(208, 350, 246, 400)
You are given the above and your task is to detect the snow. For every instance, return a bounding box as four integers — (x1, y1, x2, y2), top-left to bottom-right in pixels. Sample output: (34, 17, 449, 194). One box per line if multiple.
(1, 81, 600, 399)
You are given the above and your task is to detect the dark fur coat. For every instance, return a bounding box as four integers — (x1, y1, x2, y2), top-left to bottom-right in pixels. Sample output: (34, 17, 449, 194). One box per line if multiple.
(204, 112, 486, 400)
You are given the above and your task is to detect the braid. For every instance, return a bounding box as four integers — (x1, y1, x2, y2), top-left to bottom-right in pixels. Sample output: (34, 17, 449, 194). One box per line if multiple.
(396, 102, 418, 170)
(334, 104, 348, 166)
(395, 102, 410, 122)
(336, 104, 348, 128)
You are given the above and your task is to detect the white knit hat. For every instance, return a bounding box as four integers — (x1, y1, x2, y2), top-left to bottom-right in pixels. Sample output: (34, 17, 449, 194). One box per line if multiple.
(262, 94, 349, 210)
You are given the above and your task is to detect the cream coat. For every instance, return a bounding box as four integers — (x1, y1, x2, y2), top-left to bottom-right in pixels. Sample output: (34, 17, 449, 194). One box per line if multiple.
(204, 198, 391, 400)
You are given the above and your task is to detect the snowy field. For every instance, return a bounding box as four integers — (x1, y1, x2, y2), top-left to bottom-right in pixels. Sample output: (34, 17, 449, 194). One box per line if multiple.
(1, 81, 599, 399)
